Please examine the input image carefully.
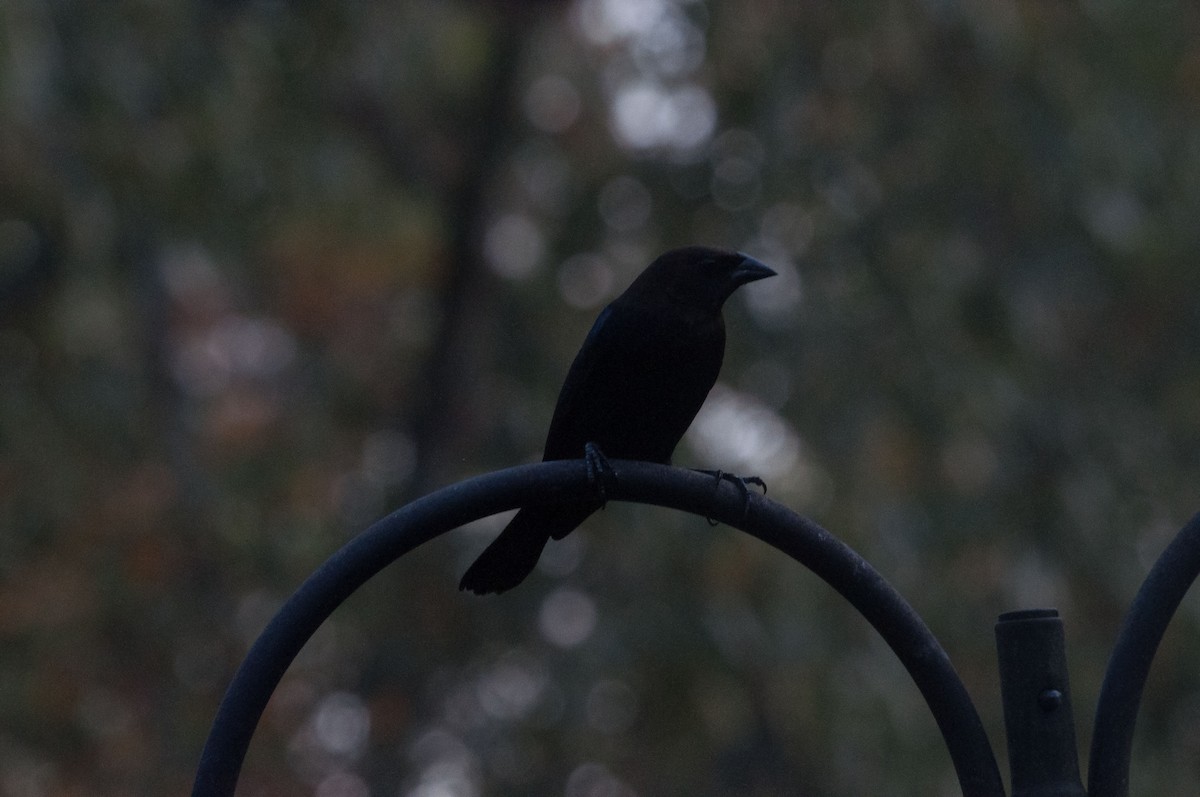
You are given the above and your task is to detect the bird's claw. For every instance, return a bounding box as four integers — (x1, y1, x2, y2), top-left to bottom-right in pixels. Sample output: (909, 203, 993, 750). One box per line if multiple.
(585, 442, 615, 508)
(695, 469, 766, 525)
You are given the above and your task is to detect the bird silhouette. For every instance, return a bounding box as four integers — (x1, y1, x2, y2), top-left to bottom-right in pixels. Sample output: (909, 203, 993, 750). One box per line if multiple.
(460, 246, 775, 594)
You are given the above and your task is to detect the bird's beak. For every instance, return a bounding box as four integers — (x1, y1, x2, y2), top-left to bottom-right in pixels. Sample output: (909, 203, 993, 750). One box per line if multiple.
(731, 253, 777, 286)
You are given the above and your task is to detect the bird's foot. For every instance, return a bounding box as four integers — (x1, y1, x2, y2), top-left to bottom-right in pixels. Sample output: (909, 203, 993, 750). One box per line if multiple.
(585, 442, 616, 507)
(694, 469, 767, 525)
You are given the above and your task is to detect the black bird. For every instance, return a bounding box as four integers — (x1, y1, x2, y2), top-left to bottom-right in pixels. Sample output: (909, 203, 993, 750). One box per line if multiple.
(460, 246, 776, 594)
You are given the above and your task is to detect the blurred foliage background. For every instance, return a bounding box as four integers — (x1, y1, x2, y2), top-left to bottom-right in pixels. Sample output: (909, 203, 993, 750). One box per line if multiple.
(3, 0, 1200, 795)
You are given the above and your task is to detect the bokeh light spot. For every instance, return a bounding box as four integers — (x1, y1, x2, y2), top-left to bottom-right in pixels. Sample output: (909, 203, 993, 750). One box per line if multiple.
(313, 692, 371, 758)
(316, 771, 370, 797)
(484, 214, 544, 280)
(565, 762, 638, 797)
(476, 654, 549, 720)
(538, 587, 597, 648)
(611, 81, 716, 153)
(524, 75, 582, 134)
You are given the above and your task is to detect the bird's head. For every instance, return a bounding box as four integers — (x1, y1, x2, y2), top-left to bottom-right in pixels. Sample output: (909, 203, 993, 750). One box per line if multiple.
(630, 246, 777, 313)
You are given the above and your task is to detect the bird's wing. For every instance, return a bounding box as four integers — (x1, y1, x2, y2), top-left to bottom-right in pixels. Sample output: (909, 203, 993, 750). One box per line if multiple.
(541, 304, 625, 460)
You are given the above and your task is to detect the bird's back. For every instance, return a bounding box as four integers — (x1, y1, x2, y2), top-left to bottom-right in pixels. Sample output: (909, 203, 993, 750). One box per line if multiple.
(542, 296, 725, 465)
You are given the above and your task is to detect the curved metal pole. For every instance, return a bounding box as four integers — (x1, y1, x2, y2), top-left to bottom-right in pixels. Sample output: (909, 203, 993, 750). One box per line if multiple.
(726, 483, 1005, 797)
(1088, 511, 1200, 797)
(192, 460, 1003, 797)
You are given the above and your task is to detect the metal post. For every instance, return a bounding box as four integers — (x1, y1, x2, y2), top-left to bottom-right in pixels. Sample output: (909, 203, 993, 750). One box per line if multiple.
(1088, 511, 1200, 797)
(995, 609, 1086, 797)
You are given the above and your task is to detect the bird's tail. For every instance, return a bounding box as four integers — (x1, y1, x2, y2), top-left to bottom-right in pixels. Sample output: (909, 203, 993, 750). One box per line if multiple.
(459, 510, 553, 594)
(459, 503, 597, 594)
